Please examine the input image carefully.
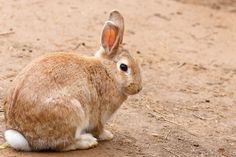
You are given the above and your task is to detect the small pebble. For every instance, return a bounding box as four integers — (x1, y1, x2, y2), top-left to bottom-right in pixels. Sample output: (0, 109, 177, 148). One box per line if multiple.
(176, 11, 182, 15)
(136, 51, 141, 54)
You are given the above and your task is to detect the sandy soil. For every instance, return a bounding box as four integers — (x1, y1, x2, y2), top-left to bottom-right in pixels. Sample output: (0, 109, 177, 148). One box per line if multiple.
(0, 0, 236, 156)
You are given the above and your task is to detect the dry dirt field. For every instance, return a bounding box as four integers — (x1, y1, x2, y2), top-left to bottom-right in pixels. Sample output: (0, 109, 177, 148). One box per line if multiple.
(0, 0, 236, 157)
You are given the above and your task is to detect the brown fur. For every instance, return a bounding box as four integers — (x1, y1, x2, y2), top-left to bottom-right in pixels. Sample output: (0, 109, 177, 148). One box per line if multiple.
(4, 10, 142, 151)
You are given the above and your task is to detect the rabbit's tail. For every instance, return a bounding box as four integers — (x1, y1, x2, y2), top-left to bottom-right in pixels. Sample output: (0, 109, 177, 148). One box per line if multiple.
(4, 129, 31, 151)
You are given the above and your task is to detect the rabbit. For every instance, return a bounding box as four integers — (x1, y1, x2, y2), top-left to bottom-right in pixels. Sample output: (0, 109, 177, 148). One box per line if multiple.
(3, 10, 142, 151)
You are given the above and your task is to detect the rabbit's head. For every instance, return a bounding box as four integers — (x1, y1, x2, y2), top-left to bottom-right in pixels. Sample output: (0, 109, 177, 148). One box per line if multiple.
(96, 10, 142, 95)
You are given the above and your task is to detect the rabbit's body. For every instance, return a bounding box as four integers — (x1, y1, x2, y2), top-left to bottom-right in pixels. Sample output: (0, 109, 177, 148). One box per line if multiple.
(5, 52, 126, 150)
(4, 10, 142, 151)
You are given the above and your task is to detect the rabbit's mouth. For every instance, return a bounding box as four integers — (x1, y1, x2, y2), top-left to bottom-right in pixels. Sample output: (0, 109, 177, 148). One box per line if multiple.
(124, 84, 142, 95)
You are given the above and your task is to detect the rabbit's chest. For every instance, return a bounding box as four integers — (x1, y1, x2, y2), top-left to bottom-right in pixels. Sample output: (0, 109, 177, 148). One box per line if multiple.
(100, 94, 127, 125)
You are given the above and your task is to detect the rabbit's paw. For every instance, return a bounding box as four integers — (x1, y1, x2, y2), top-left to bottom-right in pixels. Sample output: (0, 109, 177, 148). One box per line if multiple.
(98, 129, 114, 141)
(77, 133, 98, 149)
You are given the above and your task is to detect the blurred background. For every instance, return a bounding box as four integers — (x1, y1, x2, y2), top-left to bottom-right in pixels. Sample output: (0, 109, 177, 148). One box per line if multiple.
(0, 0, 236, 157)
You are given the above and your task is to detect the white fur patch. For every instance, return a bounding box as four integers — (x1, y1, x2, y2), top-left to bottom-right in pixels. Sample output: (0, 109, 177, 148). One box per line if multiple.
(70, 99, 89, 139)
(75, 128, 82, 139)
(4, 129, 31, 151)
(76, 133, 98, 149)
(71, 99, 85, 118)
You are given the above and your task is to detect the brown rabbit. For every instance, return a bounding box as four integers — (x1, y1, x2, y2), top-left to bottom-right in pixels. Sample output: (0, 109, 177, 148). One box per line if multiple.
(4, 10, 142, 151)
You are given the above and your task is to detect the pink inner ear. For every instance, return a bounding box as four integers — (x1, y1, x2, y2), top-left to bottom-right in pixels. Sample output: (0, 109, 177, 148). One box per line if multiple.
(102, 24, 118, 51)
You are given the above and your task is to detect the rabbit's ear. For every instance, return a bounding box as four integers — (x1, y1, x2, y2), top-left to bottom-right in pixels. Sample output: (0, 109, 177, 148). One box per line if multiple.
(108, 10, 124, 44)
(101, 21, 120, 57)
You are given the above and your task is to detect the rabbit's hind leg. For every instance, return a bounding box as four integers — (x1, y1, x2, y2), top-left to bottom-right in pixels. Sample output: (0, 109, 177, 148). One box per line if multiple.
(62, 133, 98, 151)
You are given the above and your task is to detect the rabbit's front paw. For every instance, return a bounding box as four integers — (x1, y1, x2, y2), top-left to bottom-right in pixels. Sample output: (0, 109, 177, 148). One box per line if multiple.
(98, 129, 114, 141)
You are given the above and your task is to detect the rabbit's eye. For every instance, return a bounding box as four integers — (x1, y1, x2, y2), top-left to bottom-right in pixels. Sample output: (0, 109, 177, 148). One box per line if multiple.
(120, 63, 128, 72)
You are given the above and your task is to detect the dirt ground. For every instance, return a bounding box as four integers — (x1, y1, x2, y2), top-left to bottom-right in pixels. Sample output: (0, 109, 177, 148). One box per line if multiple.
(0, 0, 236, 157)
